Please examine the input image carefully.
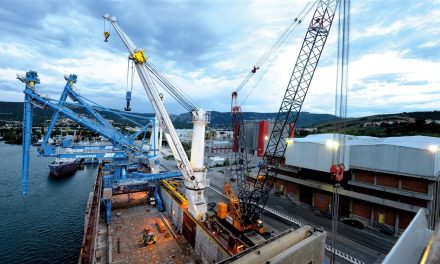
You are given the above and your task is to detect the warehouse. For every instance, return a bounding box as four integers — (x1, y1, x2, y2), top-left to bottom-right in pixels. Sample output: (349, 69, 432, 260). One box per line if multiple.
(258, 133, 440, 235)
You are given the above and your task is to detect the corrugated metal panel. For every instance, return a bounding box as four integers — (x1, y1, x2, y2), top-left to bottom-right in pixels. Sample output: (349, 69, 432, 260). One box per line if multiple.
(286, 134, 440, 178)
(350, 145, 437, 177)
(243, 120, 258, 153)
(285, 141, 350, 172)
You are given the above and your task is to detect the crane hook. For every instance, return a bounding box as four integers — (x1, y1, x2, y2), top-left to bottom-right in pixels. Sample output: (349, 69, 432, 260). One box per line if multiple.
(124, 91, 132, 111)
(103, 31, 110, 42)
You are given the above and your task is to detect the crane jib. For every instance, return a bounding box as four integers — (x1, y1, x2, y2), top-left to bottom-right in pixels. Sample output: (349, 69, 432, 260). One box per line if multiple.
(239, 0, 339, 225)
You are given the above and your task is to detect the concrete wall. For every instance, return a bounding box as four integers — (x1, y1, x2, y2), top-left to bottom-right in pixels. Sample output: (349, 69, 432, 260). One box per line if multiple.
(383, 209, 432, 264)
(160, 187, 184, 231)
(229, 226, 326, 264)
(268, 230, 326, 264)
(195, 225, 229, 263)
(160, 186, 230, 264)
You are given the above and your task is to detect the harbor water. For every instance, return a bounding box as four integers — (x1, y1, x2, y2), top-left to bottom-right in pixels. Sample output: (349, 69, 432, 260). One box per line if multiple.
(0, 142, 96, 263)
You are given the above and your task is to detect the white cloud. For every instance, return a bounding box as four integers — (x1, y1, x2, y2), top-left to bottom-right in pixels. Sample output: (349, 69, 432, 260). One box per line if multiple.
(0, 0, 439, 118)
(419, 41, 440, 48)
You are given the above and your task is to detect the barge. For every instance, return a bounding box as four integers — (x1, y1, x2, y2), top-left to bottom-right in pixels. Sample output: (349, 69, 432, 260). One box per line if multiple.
(78, 163, 327, 264)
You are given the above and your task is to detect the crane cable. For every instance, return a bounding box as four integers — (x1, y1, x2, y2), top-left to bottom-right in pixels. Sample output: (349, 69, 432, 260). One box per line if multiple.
(331, 0, 350, 263)
(126, 58, 135, 94)
(103, 18, 111, 42)
(234, 0, 319, 96)
(145, 61, 199, 112)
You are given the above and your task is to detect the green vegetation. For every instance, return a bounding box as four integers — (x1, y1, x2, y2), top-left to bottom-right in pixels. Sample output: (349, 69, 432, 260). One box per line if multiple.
(314, 113, 440, 137)
(181, 142, 191, 159)
(2, 101, 439, 146)
(0, 101, 154, 126)
(164, 155, 174, 160)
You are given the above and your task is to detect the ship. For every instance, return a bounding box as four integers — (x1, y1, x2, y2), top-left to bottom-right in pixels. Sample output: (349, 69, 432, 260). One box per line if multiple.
(48, 158, 84, 177)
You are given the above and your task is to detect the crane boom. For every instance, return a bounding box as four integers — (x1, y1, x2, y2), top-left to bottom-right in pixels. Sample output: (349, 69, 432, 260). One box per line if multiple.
(103, 15, 208, 220)
(241, 0, 339, 225)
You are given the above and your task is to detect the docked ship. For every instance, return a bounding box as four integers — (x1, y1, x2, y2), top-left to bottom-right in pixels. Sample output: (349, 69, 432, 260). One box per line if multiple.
(48, 158, 84, 177)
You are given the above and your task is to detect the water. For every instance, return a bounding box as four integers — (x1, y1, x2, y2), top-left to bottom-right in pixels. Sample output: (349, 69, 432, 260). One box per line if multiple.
(0, 142, 97, 264)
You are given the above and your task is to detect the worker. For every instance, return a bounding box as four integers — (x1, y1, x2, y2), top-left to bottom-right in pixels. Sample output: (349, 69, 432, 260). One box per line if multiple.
(251, 66, 260, 73)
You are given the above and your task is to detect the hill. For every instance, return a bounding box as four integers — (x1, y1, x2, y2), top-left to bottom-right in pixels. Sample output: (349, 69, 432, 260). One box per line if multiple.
(0, 101, 153, 126)
(0, 101, 337, 129)
(170, 111, 338, 128)
(2, 101, 439, 140)
(315, 111, 440, 137)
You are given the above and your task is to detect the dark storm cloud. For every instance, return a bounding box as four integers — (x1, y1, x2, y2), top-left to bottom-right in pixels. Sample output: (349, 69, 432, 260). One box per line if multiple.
(78, 0, 246, 70)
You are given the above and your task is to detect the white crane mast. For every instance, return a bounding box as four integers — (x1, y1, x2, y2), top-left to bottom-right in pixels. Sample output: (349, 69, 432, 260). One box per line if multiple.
(103, 15, 208, 220)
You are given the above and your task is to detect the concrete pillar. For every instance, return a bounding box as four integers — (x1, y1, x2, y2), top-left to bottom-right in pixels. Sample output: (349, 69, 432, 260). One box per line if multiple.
(428, 181, 434, 196)
(428, 180, 439, 229)
(394, 213, 400, 236)
(427, 198, 434, 229)
(374, 173, 377, 185)
(349, 200, 353, 218)
(370, 207, 375, 228)
(436, 180, 440, 227)
(398, 177, 402, 190)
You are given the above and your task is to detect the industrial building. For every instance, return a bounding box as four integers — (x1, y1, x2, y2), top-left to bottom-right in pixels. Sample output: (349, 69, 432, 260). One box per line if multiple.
(248, 132, 440, 235)
(236, 120, 272, 157)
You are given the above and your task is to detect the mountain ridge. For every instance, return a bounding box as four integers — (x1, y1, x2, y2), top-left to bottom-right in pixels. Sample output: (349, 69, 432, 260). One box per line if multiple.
(0, 101, 337, 128)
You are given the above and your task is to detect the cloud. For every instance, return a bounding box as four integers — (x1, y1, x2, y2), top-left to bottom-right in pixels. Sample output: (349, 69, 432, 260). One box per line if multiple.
(0, 0, 439, 119)
(419, 41, 440, 48)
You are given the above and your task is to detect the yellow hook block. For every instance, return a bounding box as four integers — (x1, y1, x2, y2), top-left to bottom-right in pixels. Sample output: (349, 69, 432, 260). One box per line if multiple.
(132, 49, 147, 64)
(103, 31, 110, 42)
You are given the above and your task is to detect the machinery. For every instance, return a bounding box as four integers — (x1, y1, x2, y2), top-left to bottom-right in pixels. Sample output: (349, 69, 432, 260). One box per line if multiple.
(141, 228, 157, 246)
(228, 2, 319, 224)
(36, 73, 155, 163)
(103, 14, 210, 220)
(226, 0, 339, 229)
(19, 72, 185, 223)
(217, 183, 264, 234)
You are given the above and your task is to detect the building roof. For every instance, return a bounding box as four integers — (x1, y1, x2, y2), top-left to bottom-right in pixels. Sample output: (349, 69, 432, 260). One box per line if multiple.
(286, 133, 440, 178)
(294, 133, 440, 151)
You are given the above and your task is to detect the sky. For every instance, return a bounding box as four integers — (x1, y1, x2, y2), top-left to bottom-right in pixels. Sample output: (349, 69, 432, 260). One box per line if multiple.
(0, 0, 439, 117)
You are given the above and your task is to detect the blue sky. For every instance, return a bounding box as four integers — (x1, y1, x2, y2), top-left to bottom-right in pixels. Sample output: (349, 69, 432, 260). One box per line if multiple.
(0, 0, 439, 117)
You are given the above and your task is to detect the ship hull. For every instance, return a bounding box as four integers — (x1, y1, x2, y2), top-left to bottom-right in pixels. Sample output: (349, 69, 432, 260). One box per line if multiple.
(48, 158, 83, 177)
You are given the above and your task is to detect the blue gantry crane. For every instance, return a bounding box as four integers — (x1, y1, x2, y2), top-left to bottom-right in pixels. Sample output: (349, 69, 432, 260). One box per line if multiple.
(18, 71, 182, 223)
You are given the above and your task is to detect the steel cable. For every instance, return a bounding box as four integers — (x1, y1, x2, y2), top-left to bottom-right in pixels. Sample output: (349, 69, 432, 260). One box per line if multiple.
(234, 0, 320, 95)
(331, 0, 350, 263)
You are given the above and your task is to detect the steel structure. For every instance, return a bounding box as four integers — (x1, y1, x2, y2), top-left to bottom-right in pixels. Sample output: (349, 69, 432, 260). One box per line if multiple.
(238, 0, 339, 225)
(229, 2, 319, 199)
(18, 72, 160, 194)
(103, 15, 209, 220)
(19, 71, 184, 224)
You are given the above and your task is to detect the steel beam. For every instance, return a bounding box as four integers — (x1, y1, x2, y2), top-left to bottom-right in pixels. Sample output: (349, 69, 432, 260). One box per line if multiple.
(19, 71, 40, 195)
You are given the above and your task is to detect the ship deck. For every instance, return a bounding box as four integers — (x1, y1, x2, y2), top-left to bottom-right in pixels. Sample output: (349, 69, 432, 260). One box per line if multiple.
(95, 193, 197, 264)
